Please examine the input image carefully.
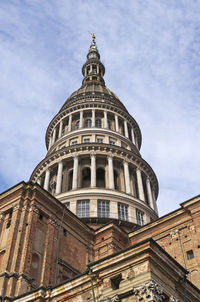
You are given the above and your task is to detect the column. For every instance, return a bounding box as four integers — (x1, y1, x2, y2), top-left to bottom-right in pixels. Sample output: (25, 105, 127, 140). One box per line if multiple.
(104, 111, 108, 128)
(152, 189, 158, 213)
(136, 168, 145, 201)
(55, 161, 63, 194)
(146, 178, 154, 209)
(131, 128, 135, 144)
(90, 154, 96, 187)
(58, 120, 63, 138)
(37, 178, 41, 185)
(92, 109, 95, 127)
(108, 156, 114, 189)
(52, 128, 56, 145)
(124, 120, 129, 138)
(44, 169, 50, 191)
(72, 156, 78, 189)
(48, 137, 52, 150)
(115, 114, 119, 132)
(68, 114, 72, 132)
(80, 110, 83, 128)
(123, 161, 131, 194)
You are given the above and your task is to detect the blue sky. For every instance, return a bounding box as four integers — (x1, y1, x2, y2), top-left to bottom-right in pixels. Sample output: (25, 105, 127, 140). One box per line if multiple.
(0, 0, 200, 216)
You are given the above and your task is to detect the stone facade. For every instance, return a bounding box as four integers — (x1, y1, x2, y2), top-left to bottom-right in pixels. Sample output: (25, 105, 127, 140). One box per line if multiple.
(0, 37, 200, 301)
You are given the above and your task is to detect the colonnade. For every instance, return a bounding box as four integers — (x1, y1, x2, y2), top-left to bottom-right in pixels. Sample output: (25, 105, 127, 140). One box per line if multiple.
(40, 154, 155, 211)
(48, 108, 138, 149)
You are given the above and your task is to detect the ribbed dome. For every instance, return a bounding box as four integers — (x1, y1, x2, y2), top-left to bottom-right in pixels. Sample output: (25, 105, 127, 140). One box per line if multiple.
(59, 82, 128, 113)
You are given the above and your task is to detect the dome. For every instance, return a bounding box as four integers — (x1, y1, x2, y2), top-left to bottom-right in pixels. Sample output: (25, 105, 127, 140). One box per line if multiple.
(59, 82, 128, 113)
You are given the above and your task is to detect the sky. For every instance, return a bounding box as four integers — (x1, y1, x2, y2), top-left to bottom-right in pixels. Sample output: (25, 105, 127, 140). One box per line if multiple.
(0, 0, 200, 217)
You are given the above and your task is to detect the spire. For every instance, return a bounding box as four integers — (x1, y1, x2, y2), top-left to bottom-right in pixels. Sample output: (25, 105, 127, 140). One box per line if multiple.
(82, 33, 105, 86)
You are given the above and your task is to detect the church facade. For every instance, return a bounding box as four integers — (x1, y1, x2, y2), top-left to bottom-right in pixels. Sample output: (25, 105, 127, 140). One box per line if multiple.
(0, 37, 200, 301)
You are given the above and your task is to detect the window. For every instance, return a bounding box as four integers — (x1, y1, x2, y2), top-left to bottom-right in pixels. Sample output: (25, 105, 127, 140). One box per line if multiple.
(75, 120, 80, 130)
(98, 200, 110, 218)
(97, 138, 103, 143)
(95, 119, 102, 128)
(63, 228, 67, 237)
(96, 168, 105, 187)
(118, 203, 128, 221)
(108, 120, 112, 130)
(136, 209, 144, 226)
(77, 200, 90, 218)
(65, 202, 70, 210)
(39, 212, 43, 221)
(109, 140, 115, 145)
(110, 274, 122, 290)
(71, 140, 77, 145)
(187, 250, 194, 260)
(82, 168, 91, 188)
(83, 138, 90, 143)
(85, 119, 92, 128)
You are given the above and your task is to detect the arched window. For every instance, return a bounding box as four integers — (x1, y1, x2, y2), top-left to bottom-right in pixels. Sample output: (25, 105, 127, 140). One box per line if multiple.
(75, 120, 80, 130)
(95, 119, 102, 128)
(85, 119, 92, 128)
(68, 170, 73, 190)
(82, 167, 91, 188)
(96, 168, 105, 187)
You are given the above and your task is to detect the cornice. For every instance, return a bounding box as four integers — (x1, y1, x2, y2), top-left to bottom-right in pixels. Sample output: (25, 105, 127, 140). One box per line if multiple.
(47, 127, 140, 157)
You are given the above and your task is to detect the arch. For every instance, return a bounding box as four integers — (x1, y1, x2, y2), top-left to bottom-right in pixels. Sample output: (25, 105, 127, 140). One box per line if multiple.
(96, 168, 105, 187)
(95, 119, 102, 128)
(75, 120, 80, 130)
(82, 167, 91, 188)
(68, 170, 73, 190)
(85, 119, 92, 128)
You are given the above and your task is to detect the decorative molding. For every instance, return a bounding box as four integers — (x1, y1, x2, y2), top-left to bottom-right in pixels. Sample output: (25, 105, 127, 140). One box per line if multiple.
(170, 296, 179, 302)
(101, 294, 119, 302)
(32, 206, 39, 214)
(133, 280, 165, 302)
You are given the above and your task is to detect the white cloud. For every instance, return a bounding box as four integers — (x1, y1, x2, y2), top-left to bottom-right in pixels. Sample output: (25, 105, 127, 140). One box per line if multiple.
(0, 0, 200, 217)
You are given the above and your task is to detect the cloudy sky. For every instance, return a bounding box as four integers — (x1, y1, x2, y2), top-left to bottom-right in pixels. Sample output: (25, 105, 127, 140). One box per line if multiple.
(0, 0, 200, 216)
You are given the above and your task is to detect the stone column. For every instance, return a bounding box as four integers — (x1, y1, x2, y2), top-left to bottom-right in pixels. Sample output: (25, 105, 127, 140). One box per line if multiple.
(115, 114, 119, 132)
(52, 128, 56, 145)
(92, 109, 95, 127)
(90, 153, 96, 187)
(131, 128, 135, 144)
(72, 155, 78, 189)
(58, 120, 63, 138)
(123, 161, 131, 194)
(80, 110, 83, 128)
(37, 178, 41, 185)
(146, 178, 154, 209)
(48, 137, 52, 150)
(55, 161, 63, 194)
(104, 110, 108, 128)
(124, 120, 129, 138)
(136, 168, 145, 201)
(108, 155, 114, 189)
(68, 114, 72, 132)
(152, 189, 158, 213)
(44, 169, 50, 191)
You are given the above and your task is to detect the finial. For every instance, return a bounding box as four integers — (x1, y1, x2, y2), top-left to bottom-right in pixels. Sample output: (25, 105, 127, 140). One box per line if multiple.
(89, 32, 96, 42)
